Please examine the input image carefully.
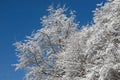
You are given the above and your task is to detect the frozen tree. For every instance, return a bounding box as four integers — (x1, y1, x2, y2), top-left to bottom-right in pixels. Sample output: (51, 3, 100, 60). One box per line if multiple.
(56, 0, 120, 80)
(86, 0, 120, 80)
(15, 0, 120, 80)
(14, 6, 78, 80)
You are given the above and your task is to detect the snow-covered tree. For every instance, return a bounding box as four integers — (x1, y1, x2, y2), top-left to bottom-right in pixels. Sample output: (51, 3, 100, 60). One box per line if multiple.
(15, 0, 120, 80)
(56, 0, 120, 80)
(86, 0, 120, 80)
(14, 6, 78, 80)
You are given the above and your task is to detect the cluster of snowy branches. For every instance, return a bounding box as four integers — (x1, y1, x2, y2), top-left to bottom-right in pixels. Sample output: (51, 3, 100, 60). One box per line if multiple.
(14, 0, 120, 80)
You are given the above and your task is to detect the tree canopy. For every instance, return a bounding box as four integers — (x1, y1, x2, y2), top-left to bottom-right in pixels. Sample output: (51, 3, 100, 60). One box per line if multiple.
(14, 0, 120, 80)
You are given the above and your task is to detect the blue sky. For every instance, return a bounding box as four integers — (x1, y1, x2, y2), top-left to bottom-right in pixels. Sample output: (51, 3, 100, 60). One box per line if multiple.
(0, 0, 106, 80)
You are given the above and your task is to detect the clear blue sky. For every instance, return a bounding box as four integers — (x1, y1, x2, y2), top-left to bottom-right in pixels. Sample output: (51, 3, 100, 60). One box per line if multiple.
(0, 0, 106, 80)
